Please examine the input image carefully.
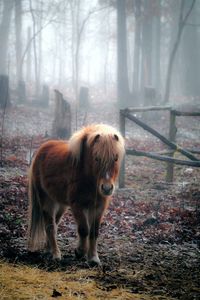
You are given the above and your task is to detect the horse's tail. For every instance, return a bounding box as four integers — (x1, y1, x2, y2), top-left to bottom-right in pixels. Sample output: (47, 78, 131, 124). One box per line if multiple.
(27, 163, 46, 251)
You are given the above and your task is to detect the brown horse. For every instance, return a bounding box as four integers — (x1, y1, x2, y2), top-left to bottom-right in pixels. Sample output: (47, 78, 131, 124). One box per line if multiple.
(27, 124, 125, 265)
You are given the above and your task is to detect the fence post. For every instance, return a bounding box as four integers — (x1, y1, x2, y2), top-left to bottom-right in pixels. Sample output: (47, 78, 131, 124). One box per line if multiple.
(166, 110, 176, 182)
(119, 110, 125, 188)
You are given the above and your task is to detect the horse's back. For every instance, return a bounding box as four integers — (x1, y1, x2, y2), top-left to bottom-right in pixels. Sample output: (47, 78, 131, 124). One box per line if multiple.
(31, 140, 71, 203)
(32, 140, 69, 173)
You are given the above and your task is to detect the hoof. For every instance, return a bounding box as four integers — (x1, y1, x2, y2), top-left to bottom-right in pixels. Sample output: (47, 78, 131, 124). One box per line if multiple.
(75, 248, 86, 259)
(52, 251, 61, 260)
(44, 241, 51, 253)
(87, 255, 101, 267)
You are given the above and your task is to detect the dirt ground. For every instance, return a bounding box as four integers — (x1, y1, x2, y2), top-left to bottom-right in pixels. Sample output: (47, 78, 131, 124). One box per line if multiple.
(0, 103, 200, 300)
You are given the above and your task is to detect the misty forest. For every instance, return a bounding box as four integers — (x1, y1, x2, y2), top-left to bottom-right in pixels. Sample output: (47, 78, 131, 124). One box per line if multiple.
(0, 0, 200, 299)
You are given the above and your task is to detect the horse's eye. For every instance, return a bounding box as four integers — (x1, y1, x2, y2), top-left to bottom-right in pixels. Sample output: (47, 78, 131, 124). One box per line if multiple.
(114, 154, 118, 162)
(95, 157, 100, 162)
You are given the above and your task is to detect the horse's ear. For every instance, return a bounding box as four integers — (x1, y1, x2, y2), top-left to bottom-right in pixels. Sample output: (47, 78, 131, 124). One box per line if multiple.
(68, 130, 88, 163)
(113, 134, 119, 141)
(94, 134, 100, 143)
(79, 135, 88, 163)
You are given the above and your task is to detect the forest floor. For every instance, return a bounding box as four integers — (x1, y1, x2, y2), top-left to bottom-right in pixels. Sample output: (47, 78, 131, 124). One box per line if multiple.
(0, 102, 200, 300)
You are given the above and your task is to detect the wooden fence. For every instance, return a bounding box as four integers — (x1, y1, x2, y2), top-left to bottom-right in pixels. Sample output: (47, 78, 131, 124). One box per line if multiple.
(119, 106, 200, 188)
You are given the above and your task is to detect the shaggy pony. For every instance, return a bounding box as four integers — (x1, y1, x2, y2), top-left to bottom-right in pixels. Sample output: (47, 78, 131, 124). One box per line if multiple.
(27, 124, 125, 265)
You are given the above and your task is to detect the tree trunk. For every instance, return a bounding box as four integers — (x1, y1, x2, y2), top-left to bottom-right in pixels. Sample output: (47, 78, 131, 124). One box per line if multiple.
(15, 0, 22, 82)
(0, 0, 14, 75)
(163, 0, 196, 104)
(37, 0, 43, 90)
(0, 75, 10, 108)
(132, 0, 141, 94)
(15, 0, 26, 103)
(181, 0, 200, 97)
(26, 27, 32, 83)
(17, 80, 26, 103)
(117, 0, 130, 108)
(140, 0, 153, 94)
(29, 0, 39, 98)
(152, 0, 161, 94)
(0, 0, 13, 107)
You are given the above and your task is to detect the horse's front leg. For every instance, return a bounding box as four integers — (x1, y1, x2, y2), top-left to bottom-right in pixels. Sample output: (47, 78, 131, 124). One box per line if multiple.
(87, 209, 103, 265)
(72, 205, 89, 259)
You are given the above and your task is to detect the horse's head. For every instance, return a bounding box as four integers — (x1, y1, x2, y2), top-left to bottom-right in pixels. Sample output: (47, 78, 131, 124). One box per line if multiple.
(69, 124, 125, 197)
(89, 129, 125, 196)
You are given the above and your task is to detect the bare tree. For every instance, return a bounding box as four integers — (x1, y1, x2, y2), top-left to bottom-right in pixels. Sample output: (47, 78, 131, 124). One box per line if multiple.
(117, 0, 130, 108)
(69, 1, 108, 128)
(26, 26, 32, 83)
(15, 0, 22, 82)
(0, 0, 14, 108)
(140, 0, 153, 91)
(0, 0, 14, 75)
(181, 0, 200, 97)
(15, 0, 27, 103)
(29, 0, 39, 97)
(37, 0, 43, 90)
(163, 0, 196, 104)
(70, 1, 101, 100)
(132, 0, 142, 94)
(152, 0, 161, 94)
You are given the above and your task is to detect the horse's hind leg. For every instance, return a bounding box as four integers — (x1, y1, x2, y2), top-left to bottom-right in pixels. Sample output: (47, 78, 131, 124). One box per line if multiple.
(43, 206, 61, 260)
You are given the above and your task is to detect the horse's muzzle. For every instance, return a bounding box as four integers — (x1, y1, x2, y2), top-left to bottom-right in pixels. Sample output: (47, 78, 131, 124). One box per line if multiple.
(101, 183, 114, 196)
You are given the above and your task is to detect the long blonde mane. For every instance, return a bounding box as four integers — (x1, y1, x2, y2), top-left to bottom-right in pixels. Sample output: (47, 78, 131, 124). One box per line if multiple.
(68, 124, 125, 164)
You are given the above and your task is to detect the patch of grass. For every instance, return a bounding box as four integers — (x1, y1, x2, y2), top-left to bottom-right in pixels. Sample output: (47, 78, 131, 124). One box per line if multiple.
(0, 260, 174, 300)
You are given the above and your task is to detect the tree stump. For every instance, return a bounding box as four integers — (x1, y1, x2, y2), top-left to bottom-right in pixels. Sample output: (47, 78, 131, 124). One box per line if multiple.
(79, 86, 89, 109)
(0, 75, 10, 108)
(52, 90, 71, 139)
(40, 84, 49, 107)
(17, 80, 26, 103)
(143, 86, 157, 120)
(144, 86, 156, 106)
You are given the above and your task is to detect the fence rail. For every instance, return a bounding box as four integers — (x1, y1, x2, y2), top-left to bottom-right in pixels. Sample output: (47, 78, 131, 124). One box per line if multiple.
(119, 106, 200, 188)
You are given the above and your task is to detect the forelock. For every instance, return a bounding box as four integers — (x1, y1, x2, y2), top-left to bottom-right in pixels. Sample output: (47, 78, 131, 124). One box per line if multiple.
(68, 124, 125, 164)
(87, 124, 125, 162)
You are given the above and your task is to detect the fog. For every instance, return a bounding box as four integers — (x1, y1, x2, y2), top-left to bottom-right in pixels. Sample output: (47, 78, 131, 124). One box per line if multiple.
(0, 0, 200, 109)
(0, 4, 200, 296)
